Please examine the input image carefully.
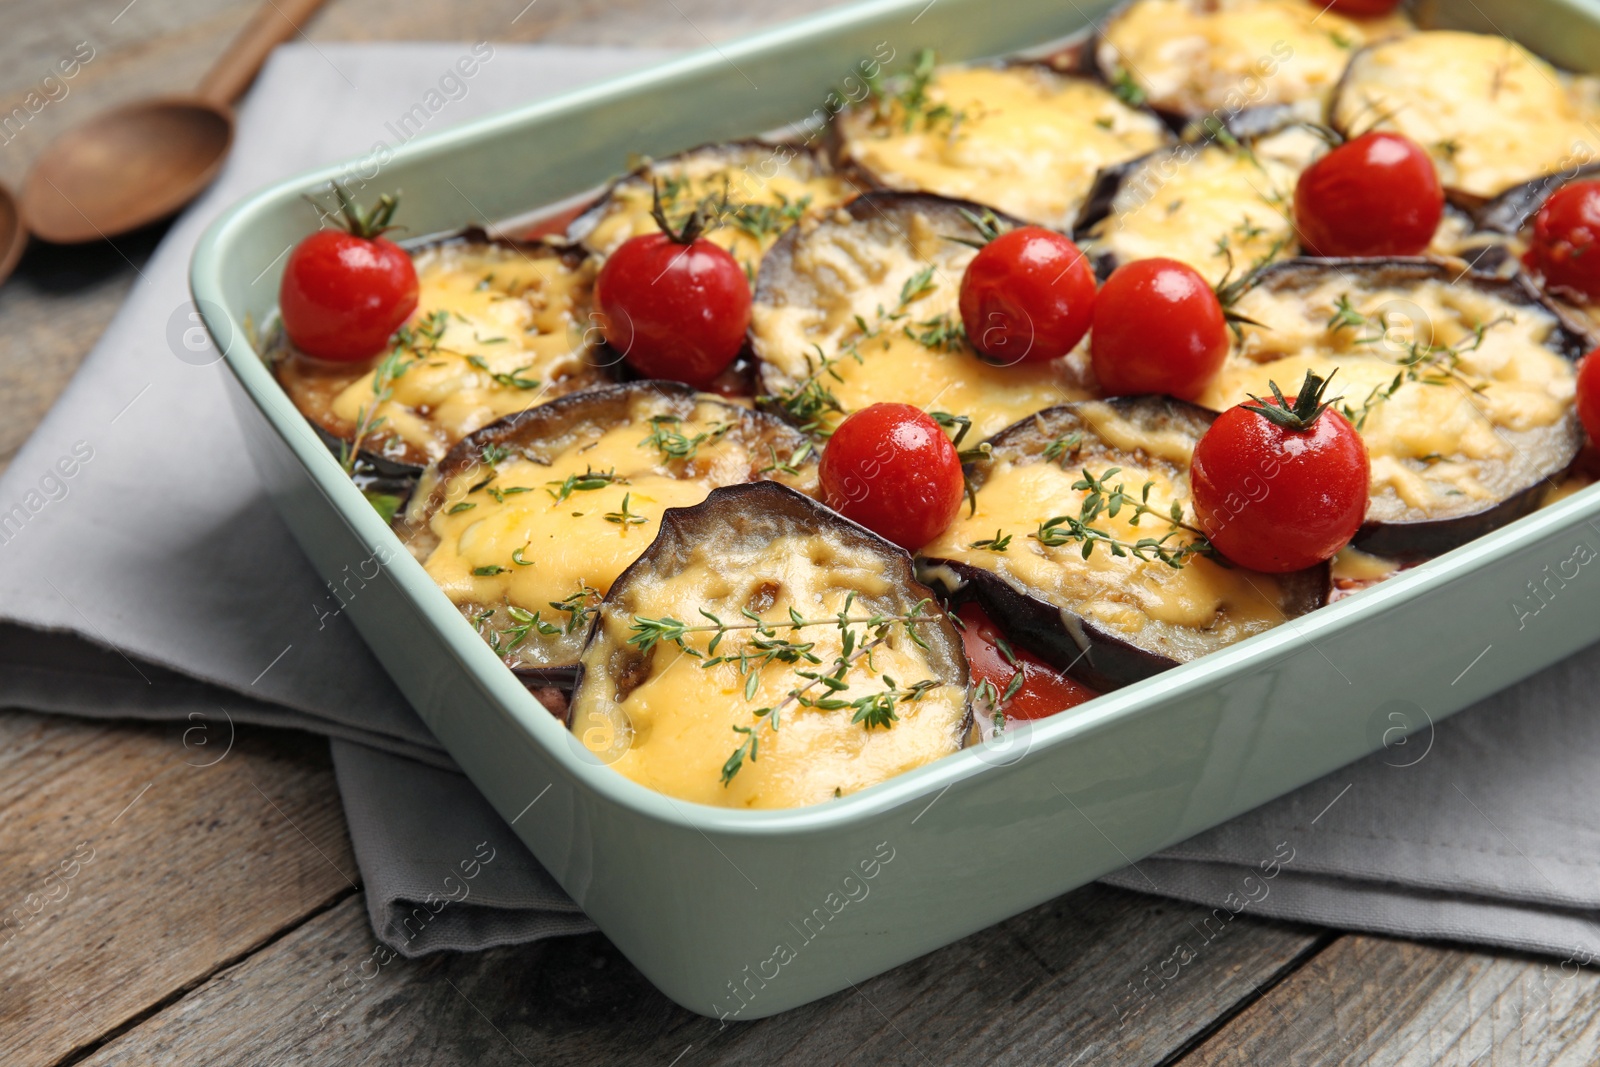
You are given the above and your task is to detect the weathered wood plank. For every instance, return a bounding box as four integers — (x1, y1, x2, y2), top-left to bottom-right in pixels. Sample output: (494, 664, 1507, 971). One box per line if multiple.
(0, 709, 357, 1067)
(1180, 934, 1600, 1067)
(79, 884, 1323, 1066)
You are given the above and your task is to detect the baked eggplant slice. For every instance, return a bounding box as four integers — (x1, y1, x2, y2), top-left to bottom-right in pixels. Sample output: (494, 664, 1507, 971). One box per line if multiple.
(835, 60, 1170, 230)
(396, 382, 818, 684)
(1331, 31, 1600, 204)
(569, 481, 970, 809)
(1475, 162, 1600, 236)
(752, 192, 1095, 439)
(917, 398, 1329, 692)
(272, 234, 609, 472)
(1095, 0, 1410, 126)
(565, 141, 854, 276)
(1207, 259, 1590, 557)
(1074, 124, 1324, 284)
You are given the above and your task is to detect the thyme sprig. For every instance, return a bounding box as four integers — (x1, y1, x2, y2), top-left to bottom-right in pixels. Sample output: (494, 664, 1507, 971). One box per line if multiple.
(1042, 431, 1085, 465)
(1032, 468, 1214, 568)
(340, 310, 448, 473)
(546, 467, 627, 503)
(627, 596, 941, 785)
(603, 493, 647, 528)
(729, 193, 813, 243)
(481, 585, 600, 654)
(1109, 68, 1147, 109)
(762, 264, 942, 429)
(465, 355, 540, 390)
(1325, 294, 1504, 430)
(969, 530, 1012, 552)
(763, 347, 847, 432)
(638, 414, 730, 463)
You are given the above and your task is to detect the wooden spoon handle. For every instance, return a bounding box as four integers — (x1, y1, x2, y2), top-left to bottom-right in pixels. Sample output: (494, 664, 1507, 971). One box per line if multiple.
(194, 0, 330, 108)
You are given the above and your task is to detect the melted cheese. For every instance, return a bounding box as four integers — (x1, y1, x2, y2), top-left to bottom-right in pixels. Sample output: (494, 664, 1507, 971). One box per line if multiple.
(923, 453, 1291, 655)
(1333, 31, 1599, 200)
(419, 394, 816, 668)
(575, 532, 966, 808)
(1101, 0, 1410, 119)
(753, 207, 1093, 439)
(1087, 133, 1311, 286)
(329, 244, 601, 463)
(837, 67, 1169, 229)
(575, 148, 853, 274)
(1210, 276, 1576, 516)
(1331, 546, 1400, 584)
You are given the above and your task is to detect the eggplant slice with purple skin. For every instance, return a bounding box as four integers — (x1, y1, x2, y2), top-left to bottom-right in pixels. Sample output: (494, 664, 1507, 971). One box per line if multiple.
(1091, 0, 1411, 129)
(271, 231, 611, 477)
(1202, 258, 1592, 558)
(752, 191, 1096, 440)
(1330, 30, 1600, 207)
(917, 397, 1330, 693)
(564, 141, 856, 273)
(395, 381, 819, 688)
(569, 480, 972, 809)
(1073, 121, 1325, 284)
(834, 59, 1171, 231)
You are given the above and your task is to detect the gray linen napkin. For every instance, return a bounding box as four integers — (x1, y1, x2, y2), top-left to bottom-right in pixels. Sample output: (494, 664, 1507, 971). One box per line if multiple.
(3, 41, 1600, 965)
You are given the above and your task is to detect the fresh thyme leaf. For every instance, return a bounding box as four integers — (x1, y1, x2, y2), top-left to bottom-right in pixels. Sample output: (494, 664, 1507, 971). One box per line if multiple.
(363, 490, 404, 525)
(473, 565, 508, 576)
(546, 467, 627, 503)
(1110, 68, 1147, 109)
(603, 493, 647, 528)
(1031, 468, 1214, 568)
(639, 414, 729, 462)
(728, 193, 813, 242)
(899, 265, 937, 306)
(480, 443, 511, 466)
(760, 347, 846, 432)
(969, 530, 1012, 552)
(1327, 293, 1368, 334)
(447, 502, 476, 514)
(905, 312, 966, 351)
(1042, 431, 1084, 465)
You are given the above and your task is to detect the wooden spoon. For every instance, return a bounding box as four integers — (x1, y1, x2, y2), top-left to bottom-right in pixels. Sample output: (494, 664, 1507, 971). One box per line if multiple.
(20, 0, 328, 245)
(0, 183, 26, 285)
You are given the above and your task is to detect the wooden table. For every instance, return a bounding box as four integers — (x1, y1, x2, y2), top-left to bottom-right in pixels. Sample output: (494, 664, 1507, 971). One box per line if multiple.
(3, 2, 1599, 1063)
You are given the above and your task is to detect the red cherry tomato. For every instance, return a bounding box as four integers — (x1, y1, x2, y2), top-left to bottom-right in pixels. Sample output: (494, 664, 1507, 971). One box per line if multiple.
(594, 231, 750, 388)
(1089, 258, 1228, 400)
(1191, 375, 1370, 573)
(819, 403, 964, 550)
(1577, 349, 1600, 444)
(1524, 181, 1600, 303)
(1294, 132, 1443, 258)
(959, 227, 1096, 364)
(957, 604, 1097, 721)
(1322, 0, 1403, 14)
(280, 203, 419, 363)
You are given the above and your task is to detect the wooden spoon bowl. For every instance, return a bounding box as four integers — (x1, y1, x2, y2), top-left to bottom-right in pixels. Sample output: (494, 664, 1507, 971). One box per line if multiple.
(21, 98, 233, 245)
(16, 0, 325, 248)
(0, 182, 25, 284)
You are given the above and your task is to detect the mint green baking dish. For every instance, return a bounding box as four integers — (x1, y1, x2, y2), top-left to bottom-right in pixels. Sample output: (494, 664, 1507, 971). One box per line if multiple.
(192, 0, 1600, 1018)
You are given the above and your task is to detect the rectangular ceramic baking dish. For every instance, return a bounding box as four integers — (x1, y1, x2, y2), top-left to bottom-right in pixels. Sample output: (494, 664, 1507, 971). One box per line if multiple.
(192, 0, 1600, 1018)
